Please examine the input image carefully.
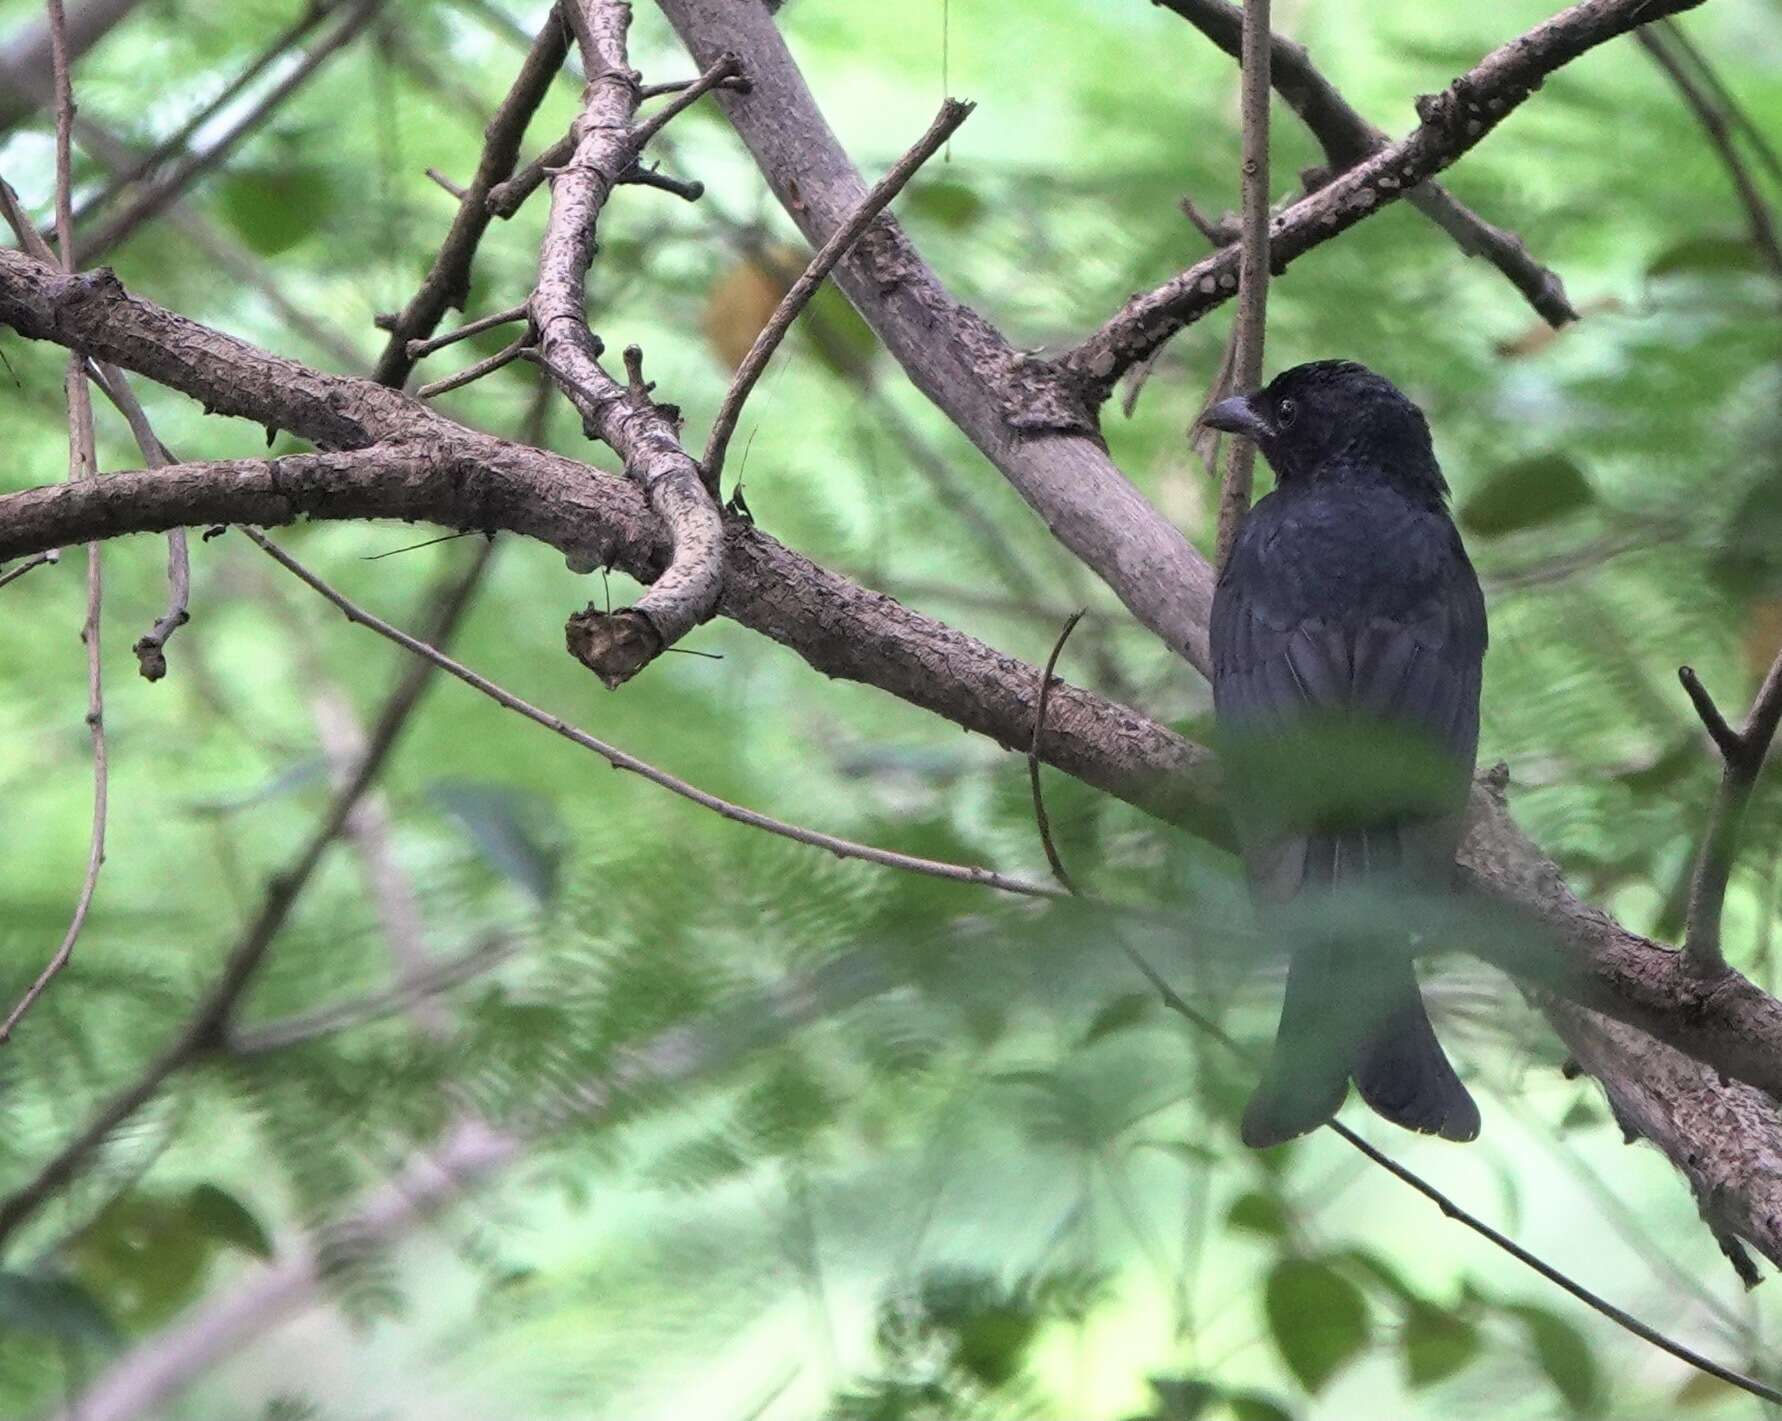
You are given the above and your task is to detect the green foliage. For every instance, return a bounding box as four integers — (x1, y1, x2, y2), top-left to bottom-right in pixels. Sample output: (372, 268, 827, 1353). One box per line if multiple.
(0, 0, 1775, 1416)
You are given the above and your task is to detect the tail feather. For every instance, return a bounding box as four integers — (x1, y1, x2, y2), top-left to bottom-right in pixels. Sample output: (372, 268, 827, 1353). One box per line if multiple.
(1352, 959, 1479, 1142)
(1242, 941, 1477, 1148)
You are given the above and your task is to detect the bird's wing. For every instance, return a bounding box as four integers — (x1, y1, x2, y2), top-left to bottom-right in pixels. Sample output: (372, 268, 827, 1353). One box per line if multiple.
(1210, 497, 1486, 899)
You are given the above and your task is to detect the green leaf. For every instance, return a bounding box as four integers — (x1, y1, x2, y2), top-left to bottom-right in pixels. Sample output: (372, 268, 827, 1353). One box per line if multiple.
(0, 1271, 120, 1348)
(1082, 991, 1154, 1046)
(1647, 234, 1764, 279)
(1226, 1191, 1288, 1238)
(1402, 1306, 1481, 1388)
(1224, 1393, 1294, 1421)
(1512, 1305, 1602, 1412)
(72, 1194, 212, 1329)
(1143, 1375, 1217, 1420)
(1459, 454, 1594, 536)
(185, 1183, 274, 1260)
(907, 179, 985, 230)
(216, 165, 335, 255)
(1264, 1257, 1370, 1393)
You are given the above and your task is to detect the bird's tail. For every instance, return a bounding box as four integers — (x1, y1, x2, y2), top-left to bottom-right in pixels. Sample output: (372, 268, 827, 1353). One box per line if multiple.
(1240, 944, 1478, 1149)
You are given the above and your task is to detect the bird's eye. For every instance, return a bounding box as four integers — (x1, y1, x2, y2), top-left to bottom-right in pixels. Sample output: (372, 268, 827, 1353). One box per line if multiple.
(1277, 398, 1298, 428)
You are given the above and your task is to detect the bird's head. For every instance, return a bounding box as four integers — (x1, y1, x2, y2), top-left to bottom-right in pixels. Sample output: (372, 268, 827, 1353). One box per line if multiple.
(1201, 360, 1447, 498)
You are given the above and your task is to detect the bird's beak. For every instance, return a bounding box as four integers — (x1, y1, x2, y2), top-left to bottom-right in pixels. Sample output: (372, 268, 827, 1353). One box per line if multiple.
(1201, 393, 1273, 443)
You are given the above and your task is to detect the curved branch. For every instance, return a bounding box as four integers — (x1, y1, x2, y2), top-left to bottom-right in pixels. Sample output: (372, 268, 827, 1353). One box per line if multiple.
(529, 7, 728, 685)
(1068, 0, 1706, 401)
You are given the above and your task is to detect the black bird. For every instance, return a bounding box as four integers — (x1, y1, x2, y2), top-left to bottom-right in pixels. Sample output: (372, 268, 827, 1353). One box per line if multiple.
(1202, 360, 1486, 1148)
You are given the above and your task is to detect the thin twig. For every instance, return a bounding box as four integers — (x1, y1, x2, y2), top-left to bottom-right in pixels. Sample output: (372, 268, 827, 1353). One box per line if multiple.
(415, 333, 529, 398)
(0, 549, 59, 591)
(628, 51, 743, 150)
(1213, 0, 1270, 571)
(424, 166, 467, 200)
(248, 528, 1062, 901)
(2, 0, 106, 1046)
(638, 72, 750, 102)
(74, 0, 385, 265)
(1327, 1120, 1782, 1405)
(486, 132, 573, 218)
(702, 97, 971, 491)
(1121, 937, 1782, 1406)
(405, 302, 530, 361)
(1656, 18, 1782, 188)
(227, 933, 519, 1055)
(1637, 25, 1782, 281)
(1028, 610, 1087, 893)
(0, 546, 489, 1247)
(1680, 653, 1782, 975)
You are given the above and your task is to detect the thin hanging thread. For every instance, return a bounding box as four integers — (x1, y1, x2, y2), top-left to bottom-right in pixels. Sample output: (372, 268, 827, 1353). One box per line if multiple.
(942, 0, 951, 163)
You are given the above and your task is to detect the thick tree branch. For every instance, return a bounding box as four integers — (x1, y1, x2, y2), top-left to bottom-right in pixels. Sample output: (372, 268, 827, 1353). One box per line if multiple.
(6, 249, 1782, 1264)
(656, 0, 1219, 673)
(1153, 0, 1576, 327)
(1068, 0, 1707, 402)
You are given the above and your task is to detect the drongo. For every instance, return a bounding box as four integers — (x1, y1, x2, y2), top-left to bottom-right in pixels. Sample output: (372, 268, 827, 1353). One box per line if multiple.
(1203, 360, 1485, 1147)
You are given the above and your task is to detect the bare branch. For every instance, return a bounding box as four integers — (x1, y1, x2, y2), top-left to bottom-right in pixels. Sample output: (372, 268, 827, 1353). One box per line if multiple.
(1680, 654, 1782, 975)
(1068, 0, 1706, 401)
(658, 0, 1218, 672)
(0, 548, 59, 590)
(372, 4, 571, 388)
(74, 0, 385, 265)
(0, 544, 487, 1249)
(1154, 0, 1576, 328)
(1327, 1116, 1780, 1402)
(415, 333, 528, 399)
(1637, 24, 1782, 281)
(2, 0, 107, 1046)
(1213, 0, 1271, 570)
(250, 527, 1062, 900)
(531, 15, 729, 685)
(704, 97, 972, 491)
(405, 302, 530, 362)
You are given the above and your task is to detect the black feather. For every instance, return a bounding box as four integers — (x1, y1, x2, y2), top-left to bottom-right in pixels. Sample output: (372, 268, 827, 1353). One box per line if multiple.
(1209, 360, 1486, 1147)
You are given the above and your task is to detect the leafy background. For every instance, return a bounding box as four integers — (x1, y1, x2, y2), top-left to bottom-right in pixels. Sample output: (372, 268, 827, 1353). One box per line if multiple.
(0, 0, 1780, 1417)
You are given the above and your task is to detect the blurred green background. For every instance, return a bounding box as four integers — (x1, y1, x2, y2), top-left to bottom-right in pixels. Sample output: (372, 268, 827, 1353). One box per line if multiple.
(1, 0, 1780, 1416)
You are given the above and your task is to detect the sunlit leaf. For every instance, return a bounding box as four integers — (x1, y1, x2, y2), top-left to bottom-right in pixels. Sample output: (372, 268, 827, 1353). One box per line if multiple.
(1402, 1305, 1481, 1388)
(186, 1183, 274, 1260)
(1511, 1305, 1602, 1412)
(1264, 1257, 1370, 1393)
